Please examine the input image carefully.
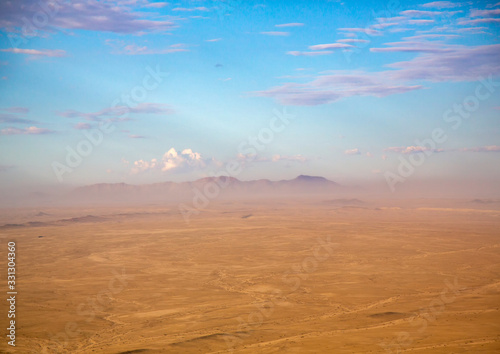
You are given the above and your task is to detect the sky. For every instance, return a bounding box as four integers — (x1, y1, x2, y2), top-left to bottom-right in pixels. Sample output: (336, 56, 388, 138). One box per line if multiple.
(0, 0, 499, 198)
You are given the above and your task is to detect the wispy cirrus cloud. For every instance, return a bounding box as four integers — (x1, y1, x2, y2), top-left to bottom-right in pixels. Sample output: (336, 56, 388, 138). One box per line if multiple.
(1, 126, 54, 135)
(374, 16, 407, 24)
(338, 27, 382, 36)
(257, 42, 500, 106)
(454, 26, 489, 34)
(260, 31, 289, 36)
(309, 43, 352, 50)
(0, 48, 66, 58)
(0, 107, 35, 124)
(58, 103, 174, 121)
(408, 19, 435, 25)
(0, 1, 176, 34)
(470, 9, 500, 17)
(371, 22, 400, 29)
(121, 44, 188, 55)
(337, 38, 370, 43)
(370, 40, 455, 53)
(0, 113, 36, 124)
(421, 1, 461, 9)
(275, 23, 304, 27)
(287, 43, 352, 57)
(172, 7, 209, 12)
(105, 40, 188, 55)
(400, 10, 445, 17)
(403, 34, 460, 40)
(386, 43, 500, 82)
(370, 14, 454, 34)
(385, 146, 444, 154)
(459, 18, 500, 25)
(254, 71, 422, 106)
(286, 51, 333, 56)
(143, 2, 170, 9)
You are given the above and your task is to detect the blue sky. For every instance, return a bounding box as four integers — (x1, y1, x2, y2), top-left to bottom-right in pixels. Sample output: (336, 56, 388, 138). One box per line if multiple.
(0, 0, 499, 195)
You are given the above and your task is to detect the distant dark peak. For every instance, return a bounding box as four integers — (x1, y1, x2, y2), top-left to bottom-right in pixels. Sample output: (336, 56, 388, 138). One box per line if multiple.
(72, 174, 345, 201)
(97, 182, 128, 187)
(295, 175, 329, 182)
(59, 215, 106, 223)
(196, 176, 239, 183)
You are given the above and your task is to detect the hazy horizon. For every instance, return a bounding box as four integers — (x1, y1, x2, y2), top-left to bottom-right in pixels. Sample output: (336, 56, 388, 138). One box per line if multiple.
(1, 173, 499, 209)
(1, 0, 499, 205)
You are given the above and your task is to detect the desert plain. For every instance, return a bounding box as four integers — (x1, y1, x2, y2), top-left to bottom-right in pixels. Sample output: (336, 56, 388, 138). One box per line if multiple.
(0, 198, 499, 353)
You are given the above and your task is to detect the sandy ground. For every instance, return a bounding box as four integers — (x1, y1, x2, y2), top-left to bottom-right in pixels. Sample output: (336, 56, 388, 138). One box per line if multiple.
(0, 199, 499, 353)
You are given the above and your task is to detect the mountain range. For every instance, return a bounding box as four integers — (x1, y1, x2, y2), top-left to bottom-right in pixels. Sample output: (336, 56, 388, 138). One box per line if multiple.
(71, 175, 351, 203)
